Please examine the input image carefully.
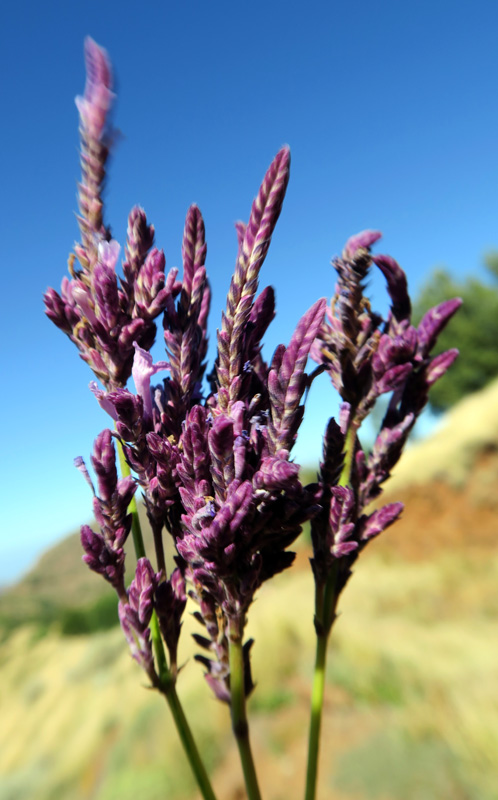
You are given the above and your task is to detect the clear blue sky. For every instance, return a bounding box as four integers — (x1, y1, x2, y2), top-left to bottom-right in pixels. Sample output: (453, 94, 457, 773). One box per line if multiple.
(2, 0, 498, 586)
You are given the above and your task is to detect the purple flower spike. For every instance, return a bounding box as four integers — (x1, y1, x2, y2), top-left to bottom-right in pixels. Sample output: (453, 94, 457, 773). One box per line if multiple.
(90, 428, 118, 503)
(128, 558, 157, 625)
(216, 147, 291, 410)
(343, 229, 382, 259)
(77, 430, 136, 598)
(268, 298, 326, 453)
(73, 38, 114, 266)
(155, 567, 187, 671)
(122, 207, 155, 294)
(358, 502, 404, 542)
(242, 146, 290, 274)
(81, 524, 125, 595)
(373, 254, 411, 323)
(327, 487, 356, 558)
(254, 456, 300, 491)
(181, 204, 208, 299)
(208, 415, 235, 504)
(162, 204, 211, 430)
(45, 40, 181, 390)
(424, 348, 459, 386)
(311, 228, 460, 618)
(417, 298, 462, 357)
(75, 37, 114, 142)
(119, 558, 159, 684)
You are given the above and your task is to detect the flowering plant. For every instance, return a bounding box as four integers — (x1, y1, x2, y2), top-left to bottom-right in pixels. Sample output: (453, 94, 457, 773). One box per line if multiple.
(44, 38, 461, 800)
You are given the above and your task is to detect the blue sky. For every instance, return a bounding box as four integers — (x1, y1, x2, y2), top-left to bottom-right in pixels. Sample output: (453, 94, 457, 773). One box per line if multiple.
(2, 0, 498, 585)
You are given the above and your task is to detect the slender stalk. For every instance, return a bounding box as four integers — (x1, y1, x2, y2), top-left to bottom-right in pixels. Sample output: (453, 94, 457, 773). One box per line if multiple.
(162, 684, 219, 800)
(151, 519, 167, 576)
(305, 569, 337, 800)
(115, 433, 218, 800)
(338, 424, 357, 488)
(229, 636, 263, 800)
(305, 631, 328, 800)
(150, 611, 169, 682)
(116, 437, 146, 559)
(305, 423, 357, 800)
(116, 435, 167, 671)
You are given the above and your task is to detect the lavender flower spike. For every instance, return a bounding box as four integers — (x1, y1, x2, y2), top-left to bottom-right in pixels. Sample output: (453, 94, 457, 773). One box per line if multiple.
(74, 37, 114, 268)
(121, 207, 155, 303)
(44, 39, 181, 390)
(77, 429, 136, 599)
(119, 558, 160, 685)
(343, 230, 382, 260)
(163, 204, 211, 430)
(268, 297, 326, 453)
(75, 36, 114, 142)
(216, 147, 290, 409)
(417, 298, 462, 357)
(309, 230, 462, 598)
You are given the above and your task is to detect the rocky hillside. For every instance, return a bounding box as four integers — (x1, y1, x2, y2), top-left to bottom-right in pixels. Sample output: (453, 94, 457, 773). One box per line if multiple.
(372, 377, 498, 560)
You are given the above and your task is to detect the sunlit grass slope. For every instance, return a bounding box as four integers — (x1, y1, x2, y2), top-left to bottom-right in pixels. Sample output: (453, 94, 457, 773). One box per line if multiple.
(1, 548, 497, 800)
(386, 375, 498, 491)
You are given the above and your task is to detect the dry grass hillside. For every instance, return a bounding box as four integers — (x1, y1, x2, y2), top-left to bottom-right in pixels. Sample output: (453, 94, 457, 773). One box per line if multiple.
(1, 381, 498, 800)
(372, 377, 498, 560)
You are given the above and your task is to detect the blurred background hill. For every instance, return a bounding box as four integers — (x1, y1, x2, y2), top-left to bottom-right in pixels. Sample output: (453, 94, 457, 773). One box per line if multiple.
(1, 379, 498, 800)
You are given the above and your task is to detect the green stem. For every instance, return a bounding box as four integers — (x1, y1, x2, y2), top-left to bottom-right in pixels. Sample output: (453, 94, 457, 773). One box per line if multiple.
(116, 437, 146, 559)
(305, 631, 328, 800)
(115, 434, 218, 800)
(229, 637, 263, 800)
(305, 569, 337, 800)
(305, 420, 357, 800)
(150, 611, 169, 683)
(163, 684, 218, 800)
(338, 424, 357, 488)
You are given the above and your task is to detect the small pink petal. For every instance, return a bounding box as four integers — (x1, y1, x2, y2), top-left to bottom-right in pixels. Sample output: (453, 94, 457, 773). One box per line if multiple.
(132, 343, 170, 420)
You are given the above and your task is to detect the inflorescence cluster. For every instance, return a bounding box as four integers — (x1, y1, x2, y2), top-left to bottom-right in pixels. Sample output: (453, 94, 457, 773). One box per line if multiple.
(44, 38, 461, 797)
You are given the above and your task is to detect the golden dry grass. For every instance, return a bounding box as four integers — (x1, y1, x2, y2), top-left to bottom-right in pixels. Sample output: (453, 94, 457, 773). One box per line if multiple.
(1, 547, 497, 800)
(386, 377, 498, 491)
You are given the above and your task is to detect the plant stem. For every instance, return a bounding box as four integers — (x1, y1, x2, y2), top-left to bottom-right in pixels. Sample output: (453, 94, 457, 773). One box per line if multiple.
(115, 434, 218, 800)
(116, 436, 168, 670)
(116, 437, 146, 559)
(305, 568, 337, 800)
(305, 421, 357, 800)
(162, 683, 219, 800)
(338, 424, 357, 488)
(150, 611, 169, 682)
(305, 630, 328, 800)
(229, 636, 263, 800)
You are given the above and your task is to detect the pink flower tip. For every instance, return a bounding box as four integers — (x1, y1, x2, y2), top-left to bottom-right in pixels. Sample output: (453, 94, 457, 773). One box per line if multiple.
(75, 37, 114, 140)
(132, 343, 170, 420)
(343, 230, 383, 260)
(98, 240, 121, 271)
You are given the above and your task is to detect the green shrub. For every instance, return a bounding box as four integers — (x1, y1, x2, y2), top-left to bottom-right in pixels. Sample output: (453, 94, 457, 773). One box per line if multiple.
(59, 592, 119, 636)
